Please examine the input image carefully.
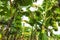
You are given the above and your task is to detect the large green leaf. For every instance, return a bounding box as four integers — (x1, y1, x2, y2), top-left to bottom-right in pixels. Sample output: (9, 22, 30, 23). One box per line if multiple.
(39, 31, 48, 40)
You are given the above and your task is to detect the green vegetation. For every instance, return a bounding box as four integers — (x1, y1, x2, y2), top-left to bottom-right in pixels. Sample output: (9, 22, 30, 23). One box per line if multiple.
(0, 0, 60, 40)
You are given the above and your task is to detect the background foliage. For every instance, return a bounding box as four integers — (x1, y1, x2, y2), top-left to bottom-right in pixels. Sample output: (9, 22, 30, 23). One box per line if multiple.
(0, 0, 60, 40)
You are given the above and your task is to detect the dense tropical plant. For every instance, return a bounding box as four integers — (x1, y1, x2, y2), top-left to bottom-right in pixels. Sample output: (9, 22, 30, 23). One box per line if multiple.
(0, 0, 60, 40)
